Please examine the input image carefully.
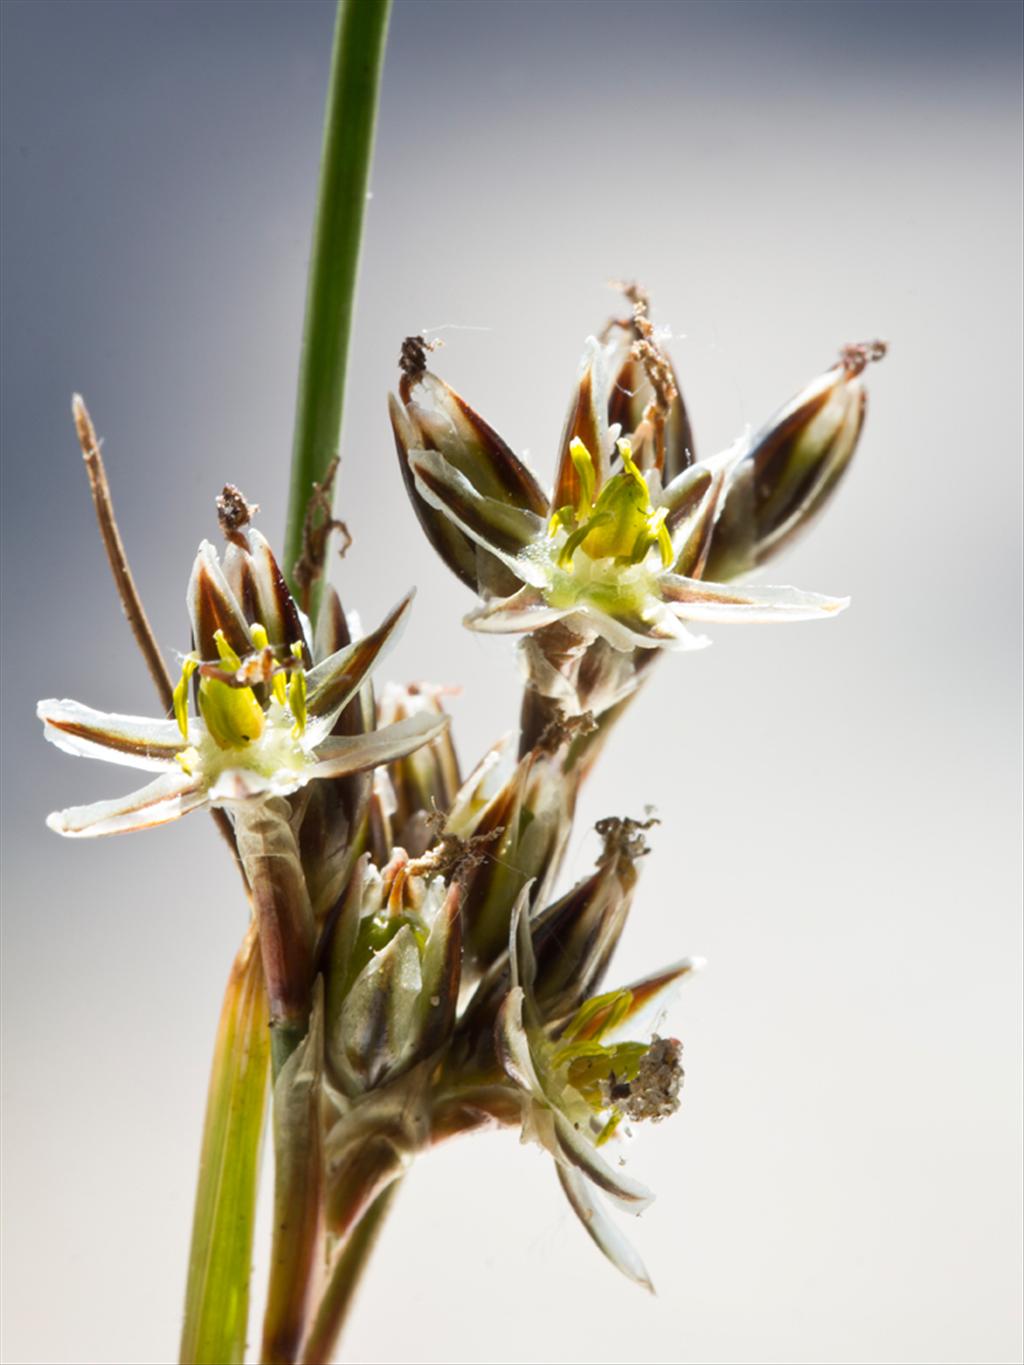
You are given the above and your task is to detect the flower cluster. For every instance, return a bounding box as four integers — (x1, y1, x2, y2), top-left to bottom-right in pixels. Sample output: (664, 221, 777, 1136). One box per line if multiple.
(40, 297, 883, 1330)
(391, 296, 884, 730)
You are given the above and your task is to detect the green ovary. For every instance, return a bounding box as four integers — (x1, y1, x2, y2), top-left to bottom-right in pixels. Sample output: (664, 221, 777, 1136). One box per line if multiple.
(550, 438, 673, 580)
(172, 624, 311, 777)
(198, 677, 266, 751)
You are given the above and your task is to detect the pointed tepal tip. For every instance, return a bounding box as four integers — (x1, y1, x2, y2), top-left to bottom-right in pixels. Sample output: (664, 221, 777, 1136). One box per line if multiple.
(71, 393, 97, 456)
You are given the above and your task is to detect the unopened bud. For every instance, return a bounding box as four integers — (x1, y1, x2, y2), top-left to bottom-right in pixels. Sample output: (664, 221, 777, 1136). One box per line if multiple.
(530, 815, 653, 1022)
(377, 684, 460, 856)
(703, 341, 886, 581)
(450, 747, 576, 975)
(390, 344, 549, 595)
(324, 854, 461, 1096)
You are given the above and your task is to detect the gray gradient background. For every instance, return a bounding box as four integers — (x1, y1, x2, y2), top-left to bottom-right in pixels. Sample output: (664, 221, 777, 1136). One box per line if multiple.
(2, 2, 1021, 1362)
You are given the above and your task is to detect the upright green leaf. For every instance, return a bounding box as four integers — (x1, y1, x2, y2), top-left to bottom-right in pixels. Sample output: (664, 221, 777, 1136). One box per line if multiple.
(180, 927, 271, 1365)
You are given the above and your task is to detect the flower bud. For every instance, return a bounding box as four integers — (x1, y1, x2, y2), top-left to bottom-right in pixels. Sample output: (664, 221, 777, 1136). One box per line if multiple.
(218, 491, 309, 656)
(702, 341, 886, 581)
(457, 815, 653, 1053)
(297, 586, 373, 923)
(375, 684, 460, 856)
(324, 852, 461, 1097)
(530, 815, 653, 1023)
(602, 286, 696, 484)
(323, 1068, 432, 1237)
(447, 744, 577, 976)
(389, 337, 549, 595)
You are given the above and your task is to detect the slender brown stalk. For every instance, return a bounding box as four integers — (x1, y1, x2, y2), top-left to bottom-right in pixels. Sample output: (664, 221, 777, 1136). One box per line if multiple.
(72, 394, 175, 706)
(71, 394, 246, 881)
(300, 1185, 398, 1365)
(233, 798, 316, 1076)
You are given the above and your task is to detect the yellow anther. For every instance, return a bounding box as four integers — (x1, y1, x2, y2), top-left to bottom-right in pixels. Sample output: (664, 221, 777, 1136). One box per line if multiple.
(627, 508, 673, 568)
(288, 641, 307, 737)
(249, 623, 269, 651)
(568, 437, 597, 516)
(655, 510, 674, 568)
(212, 629, 242, 672)
(172, 655, 199, 740)
(272, 672, 288, 708)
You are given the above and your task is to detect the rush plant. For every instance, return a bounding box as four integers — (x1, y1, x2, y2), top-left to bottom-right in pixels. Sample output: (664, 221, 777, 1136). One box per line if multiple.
(37, 4, 885, 1362)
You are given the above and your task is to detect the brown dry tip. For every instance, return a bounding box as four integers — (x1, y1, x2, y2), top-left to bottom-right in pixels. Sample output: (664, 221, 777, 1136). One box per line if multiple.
(608, 282, 678, 423)
(71, 393, 99, 456)
(840, 339, 888, 376)
(595, 813, 659, 864)
(399, 334, 441, 380)
(410, 825, 504, 884)
(216, 484, 258, 545)
(535, 708, 598, 756)
(291, 455, 351, 612)
(609, 279, 651, 320)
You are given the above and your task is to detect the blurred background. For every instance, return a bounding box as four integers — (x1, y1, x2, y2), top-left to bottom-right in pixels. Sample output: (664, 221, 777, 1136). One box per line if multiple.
(2, 2, 1021, 1362)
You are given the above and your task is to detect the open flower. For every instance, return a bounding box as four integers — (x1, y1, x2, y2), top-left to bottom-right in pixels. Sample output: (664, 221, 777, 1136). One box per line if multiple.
(39, 530, 447, 838)
(390, 327, 861, 653)
(496, 890, 701, 1288)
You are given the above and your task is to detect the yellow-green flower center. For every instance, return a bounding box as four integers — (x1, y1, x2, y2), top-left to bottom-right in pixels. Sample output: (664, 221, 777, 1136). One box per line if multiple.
(539, 439, 674, 623)
(549, 438, 673, 571)
(172, 624, 309, 769)
(539, 988, 652, 1143)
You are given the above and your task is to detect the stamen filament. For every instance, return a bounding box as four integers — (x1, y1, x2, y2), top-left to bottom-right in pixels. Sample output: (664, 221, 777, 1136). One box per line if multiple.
(558, 512, 612, 569)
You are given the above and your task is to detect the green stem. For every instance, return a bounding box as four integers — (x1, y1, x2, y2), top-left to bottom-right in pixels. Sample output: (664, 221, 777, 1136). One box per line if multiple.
(180, 927, 271, 1365)
(283, 0, 392, 592)
(300, 1184, 399, 1365)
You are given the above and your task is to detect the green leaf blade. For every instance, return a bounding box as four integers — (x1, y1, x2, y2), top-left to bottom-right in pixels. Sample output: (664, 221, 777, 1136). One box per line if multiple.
(180, 926, 271, 1365)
